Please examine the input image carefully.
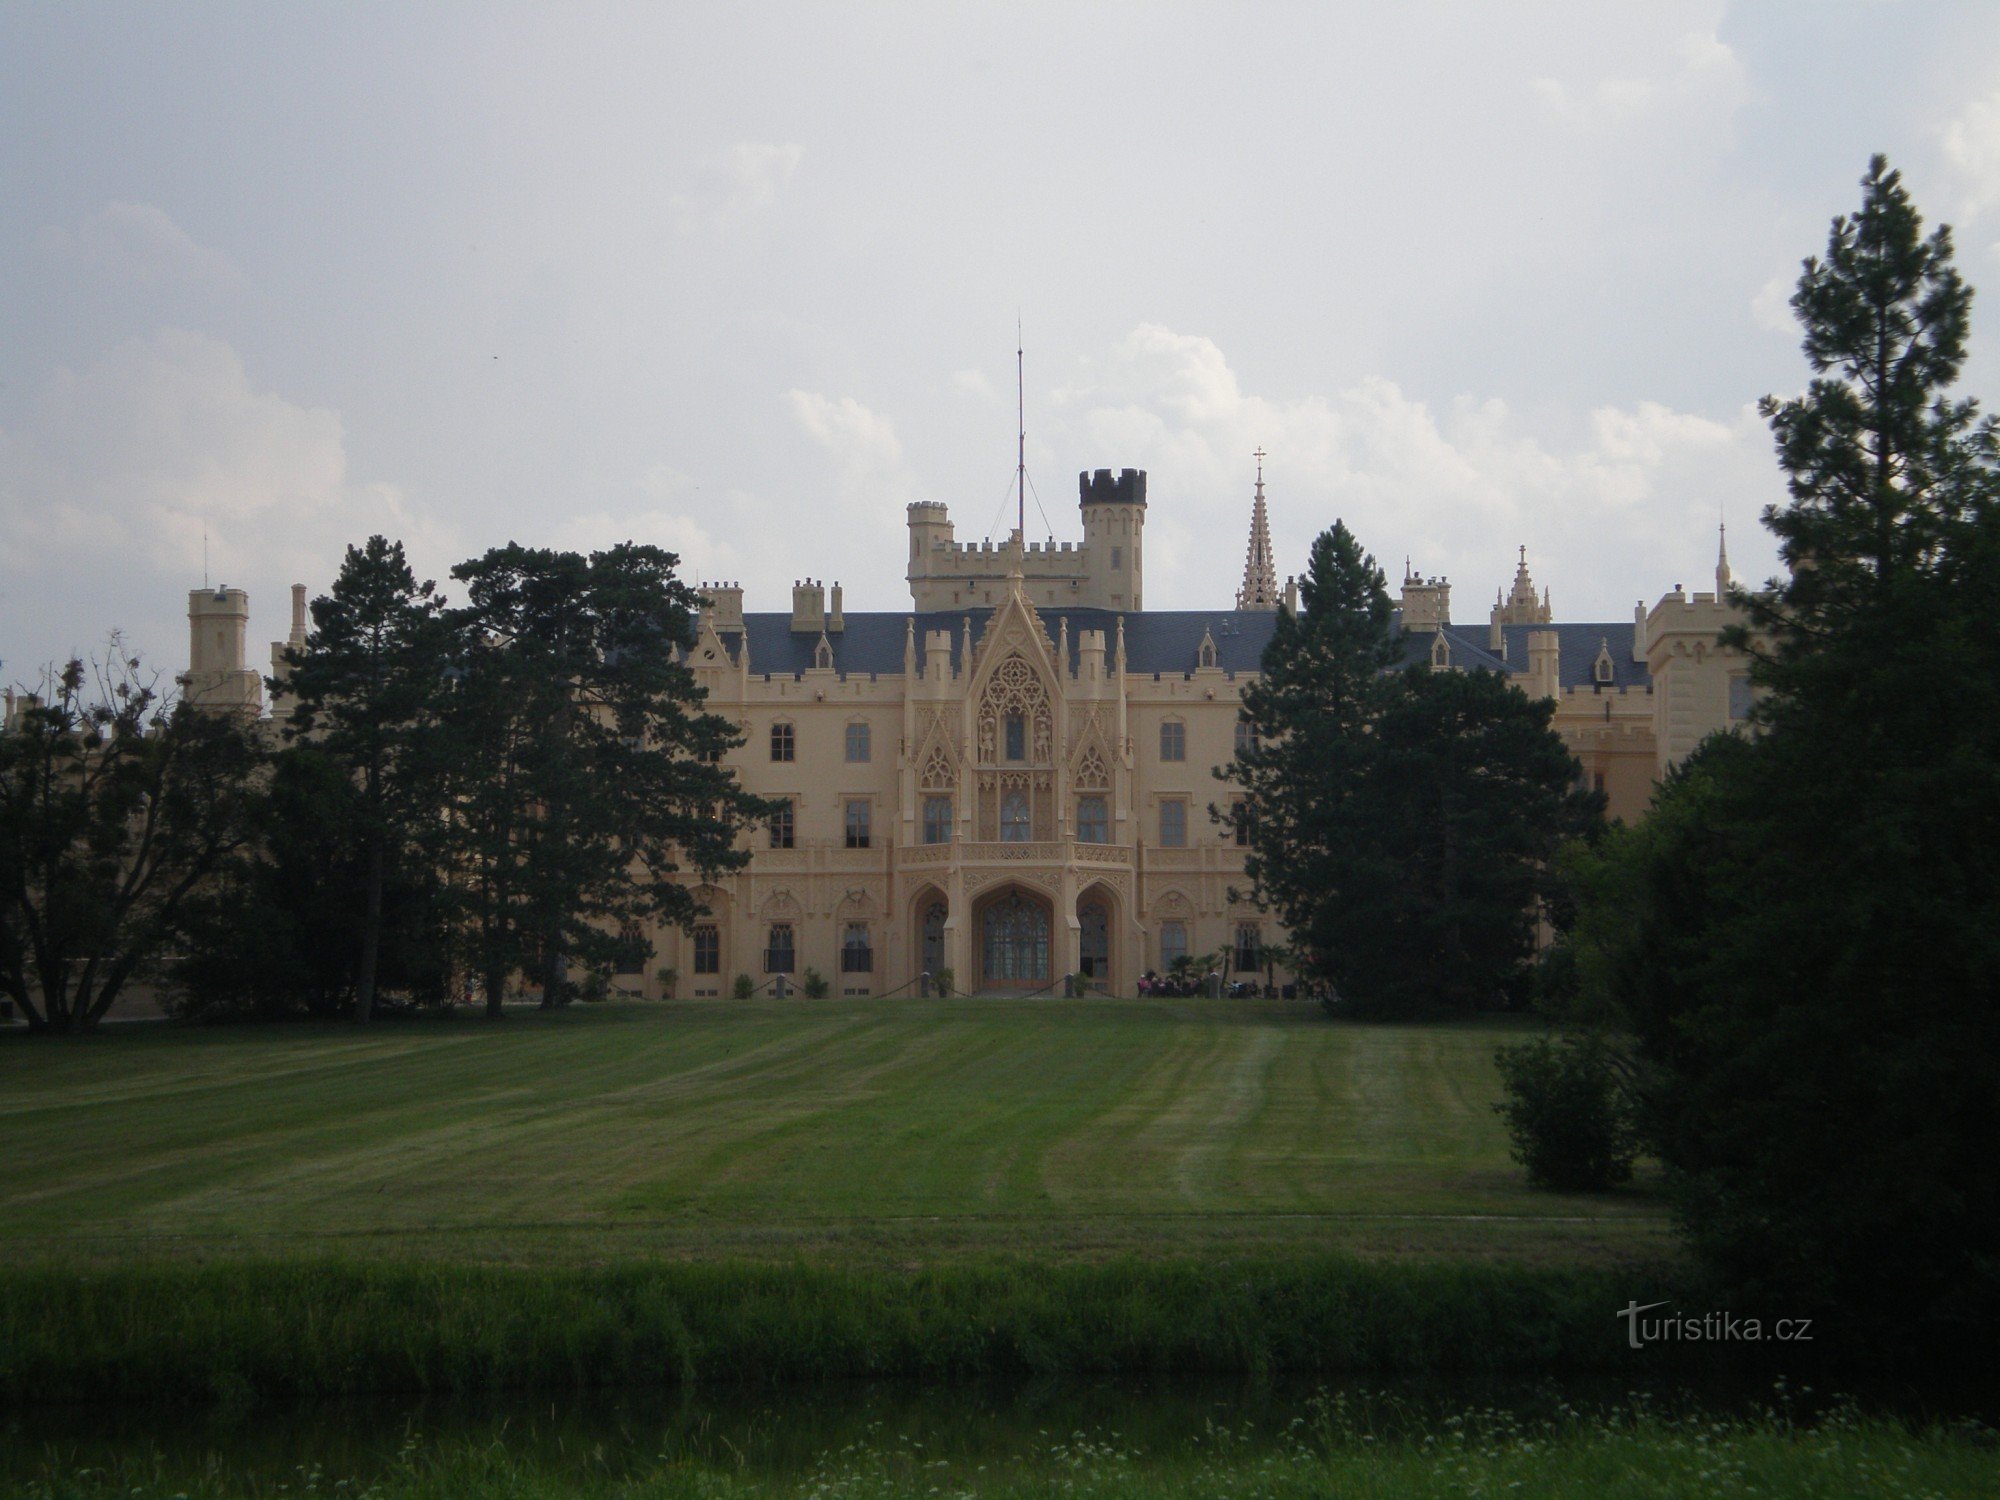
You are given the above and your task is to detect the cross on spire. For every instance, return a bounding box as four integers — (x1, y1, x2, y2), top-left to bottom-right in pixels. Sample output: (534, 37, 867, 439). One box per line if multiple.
(1236, 450, 1279, 611)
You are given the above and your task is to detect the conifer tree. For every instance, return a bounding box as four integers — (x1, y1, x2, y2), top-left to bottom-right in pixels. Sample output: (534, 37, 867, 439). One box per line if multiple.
(444, 542, 767, 1014)
(1231, 523, 1593, 1013)
(1576, 159, 2000, 1350)
(283, 536, 451, 1023)
(1230, 522, 1400, 993)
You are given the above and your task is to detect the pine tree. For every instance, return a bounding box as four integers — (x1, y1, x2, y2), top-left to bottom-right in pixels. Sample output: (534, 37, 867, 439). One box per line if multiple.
(282, 536, 452, 1023)
(1583, 159, 2000, 1352)
(1229, 522, 1399, 995)
(1230, 523, 1594, 1014)
(444, 542, 768, 1014)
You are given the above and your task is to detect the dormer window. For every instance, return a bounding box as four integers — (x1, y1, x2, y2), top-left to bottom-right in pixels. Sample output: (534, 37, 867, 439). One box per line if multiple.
(1593, 637, 1616, 686)
(1430, 633, 1451, 669)
(1198, 629, 1218, 669)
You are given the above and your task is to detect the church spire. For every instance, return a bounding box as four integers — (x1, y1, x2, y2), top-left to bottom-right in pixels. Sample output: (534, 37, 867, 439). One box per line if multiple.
(1716, 521, 1733, 596)
(1235, 449, 1279, 611)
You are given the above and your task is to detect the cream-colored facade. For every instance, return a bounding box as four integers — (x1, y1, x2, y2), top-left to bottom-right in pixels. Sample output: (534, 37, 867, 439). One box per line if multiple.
(188, 466, 1756, 999)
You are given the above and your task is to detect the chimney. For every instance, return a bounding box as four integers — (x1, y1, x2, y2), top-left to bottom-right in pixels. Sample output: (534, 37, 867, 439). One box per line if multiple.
(791, 578, 826, 634)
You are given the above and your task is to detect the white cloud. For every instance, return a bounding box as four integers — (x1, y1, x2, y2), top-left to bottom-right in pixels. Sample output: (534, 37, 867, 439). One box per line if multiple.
(1051, 324, 1779, 617)
(0, 330, 456, 678)
(539, 465, 747, 584)
(1533, 30, 1748, 134)
(786, 389, 920, 506)
(1752, 271, 1798, 334)
(38, 202, 243, 288)
(1941, 87, 2000, 215)
(670, 141, 804, 230)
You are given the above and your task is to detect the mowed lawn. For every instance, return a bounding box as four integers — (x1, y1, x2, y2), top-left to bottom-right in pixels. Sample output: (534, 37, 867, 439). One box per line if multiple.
(0, 999, 1672, 1267)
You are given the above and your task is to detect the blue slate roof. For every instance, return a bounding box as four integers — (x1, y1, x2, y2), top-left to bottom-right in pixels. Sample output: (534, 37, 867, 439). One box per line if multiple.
(720, 609, 1651, 691)
(724, 608, 1281, 678)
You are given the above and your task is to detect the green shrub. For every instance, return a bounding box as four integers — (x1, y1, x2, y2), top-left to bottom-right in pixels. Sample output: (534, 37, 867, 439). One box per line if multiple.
(731, 973, 754, 1000)
(802, 966, 829, 999)
(934, 966, 954, 998)
(653, 966, 677, 999)
(1493, 1036, 1636, 1192)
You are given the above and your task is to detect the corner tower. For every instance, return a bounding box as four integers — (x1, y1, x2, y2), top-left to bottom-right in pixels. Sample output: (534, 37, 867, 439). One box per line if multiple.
(1079, 467, 1145, 611)
(181, 586, 263, 715)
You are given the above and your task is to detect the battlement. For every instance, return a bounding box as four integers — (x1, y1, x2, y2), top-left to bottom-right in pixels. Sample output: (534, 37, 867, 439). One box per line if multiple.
(1079, 468, 1147, 508)
(906, 464, 1146, 612)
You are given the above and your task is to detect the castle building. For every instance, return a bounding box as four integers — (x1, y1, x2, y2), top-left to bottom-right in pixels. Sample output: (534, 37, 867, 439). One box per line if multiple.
(192, 463, 1755, 999)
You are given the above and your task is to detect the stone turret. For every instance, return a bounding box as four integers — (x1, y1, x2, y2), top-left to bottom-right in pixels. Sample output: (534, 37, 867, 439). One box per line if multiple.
(1079, 467, 1145, 612)
(181, 585, 263, 715)
(268, 582, 310, 720)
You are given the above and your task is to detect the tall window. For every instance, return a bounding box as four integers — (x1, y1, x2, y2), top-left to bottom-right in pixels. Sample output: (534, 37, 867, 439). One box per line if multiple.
(1076, 795, 1108, 844)
(922, 795, 953, 845)
(770, 722, 795, 761)
(1001, 790, 1031, 842)
(1232, 799, 1250, 847)
(765, 922, 795, 974)
(1159, 799, 1187, 847)
(1233, 922, 1261, 973)
(693, 924, 720, 975)
(841, 923, 873, 973)
(1234, 719, 1257, 757)
(845, 722, 871, 762)
(615, 921, 645, 975)
(769, 799, 795, 849)
(844, 799, 871, 849)
(1159, 920, 1188, 970)
(1004, 713, 1026, 761)
(1159, 720, 1186, 762)
(1729, 675, 1754, 721)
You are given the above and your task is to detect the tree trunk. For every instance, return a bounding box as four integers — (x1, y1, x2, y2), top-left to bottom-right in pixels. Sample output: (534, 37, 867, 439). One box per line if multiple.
(355, 828, 384, 1023)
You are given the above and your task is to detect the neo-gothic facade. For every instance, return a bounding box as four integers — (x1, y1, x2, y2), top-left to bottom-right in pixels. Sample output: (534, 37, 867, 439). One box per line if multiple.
(181, 462, 1754, 999)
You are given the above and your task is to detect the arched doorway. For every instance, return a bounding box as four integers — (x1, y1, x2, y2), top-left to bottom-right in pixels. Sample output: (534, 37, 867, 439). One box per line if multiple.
(977, 887, 1052, 990)
(1078, 900, 1110, 991)
(913, 891, 947, 985)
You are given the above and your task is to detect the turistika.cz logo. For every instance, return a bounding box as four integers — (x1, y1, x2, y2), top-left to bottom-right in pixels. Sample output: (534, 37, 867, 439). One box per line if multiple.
(1617, 1301, 1814, 1349)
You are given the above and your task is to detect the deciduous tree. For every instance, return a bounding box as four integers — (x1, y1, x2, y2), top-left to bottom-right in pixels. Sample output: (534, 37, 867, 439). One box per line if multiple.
(0, 652, 261, 1032)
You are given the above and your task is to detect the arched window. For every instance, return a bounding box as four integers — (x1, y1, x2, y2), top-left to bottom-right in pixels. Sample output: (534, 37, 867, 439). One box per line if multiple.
(770, 722, 795, 761)
(693, 924, 720, 975)
(1159, 920, 1188, 970)
(1159, 720, 1186, 762)
(1001, 790, 1031, 842)
(981, 893, 1051, 984)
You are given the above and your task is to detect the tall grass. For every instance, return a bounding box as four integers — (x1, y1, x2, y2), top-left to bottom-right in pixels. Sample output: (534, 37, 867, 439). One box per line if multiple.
(1, 1256, 1700, 1405)
(12, 1393, 1998, 1497)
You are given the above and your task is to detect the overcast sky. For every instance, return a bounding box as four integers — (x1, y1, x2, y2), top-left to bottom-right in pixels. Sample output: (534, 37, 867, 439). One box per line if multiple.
(6, 2, 2000, 685)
